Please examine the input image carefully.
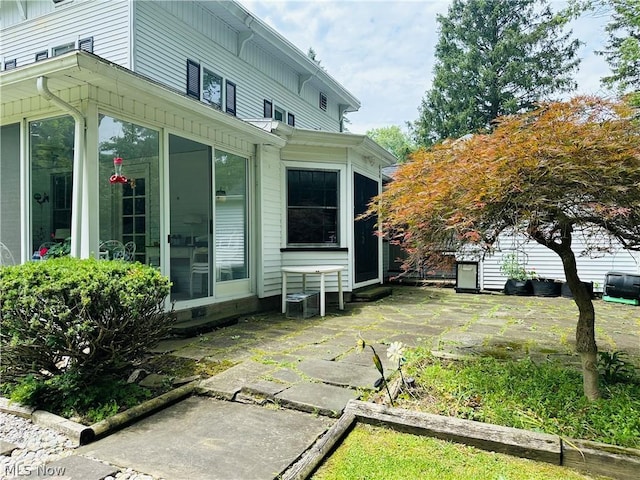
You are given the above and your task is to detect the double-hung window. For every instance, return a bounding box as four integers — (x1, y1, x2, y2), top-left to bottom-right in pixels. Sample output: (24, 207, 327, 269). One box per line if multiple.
(287, 169, 338, 245)
(203, 68, 223, 109)
(186, 61, 236, 115)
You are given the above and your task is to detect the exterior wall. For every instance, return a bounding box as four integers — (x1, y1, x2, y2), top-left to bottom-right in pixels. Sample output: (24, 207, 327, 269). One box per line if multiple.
(133, 1, 341, 131)
(0, 0, 131, 70)
(257, 145, 285, 298)
(480, 231, 640, 292)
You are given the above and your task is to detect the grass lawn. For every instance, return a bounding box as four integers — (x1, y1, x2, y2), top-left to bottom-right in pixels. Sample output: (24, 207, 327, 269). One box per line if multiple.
(394, 349, 640, 448)
(312, 423, 610, 480)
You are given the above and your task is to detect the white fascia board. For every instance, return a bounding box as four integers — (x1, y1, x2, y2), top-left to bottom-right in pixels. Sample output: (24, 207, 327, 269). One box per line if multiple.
(282, 127, 397, 166)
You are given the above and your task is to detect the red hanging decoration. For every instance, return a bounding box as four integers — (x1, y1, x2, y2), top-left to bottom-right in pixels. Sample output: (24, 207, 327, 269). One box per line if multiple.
(109, 157, 128, 184)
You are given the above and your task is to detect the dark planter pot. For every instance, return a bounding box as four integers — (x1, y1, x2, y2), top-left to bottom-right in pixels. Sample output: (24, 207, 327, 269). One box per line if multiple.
(504, 279, 532, 296)
(531, 279, 562, 297)
(561, 281, 594, 299)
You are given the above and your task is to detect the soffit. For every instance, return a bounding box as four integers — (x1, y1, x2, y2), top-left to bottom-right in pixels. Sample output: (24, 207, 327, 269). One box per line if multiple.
(0, 51, 285, 147)
(199, 1, 360, 112)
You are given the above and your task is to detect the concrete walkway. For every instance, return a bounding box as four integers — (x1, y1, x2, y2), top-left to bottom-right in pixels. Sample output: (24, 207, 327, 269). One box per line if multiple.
(41, 286, 640, 479)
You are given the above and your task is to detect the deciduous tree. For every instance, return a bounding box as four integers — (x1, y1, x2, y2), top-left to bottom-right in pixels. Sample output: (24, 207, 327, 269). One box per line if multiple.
(366, 125, 416, 163)
(413, 0, 581, 146)
(373, 96, 640, 400)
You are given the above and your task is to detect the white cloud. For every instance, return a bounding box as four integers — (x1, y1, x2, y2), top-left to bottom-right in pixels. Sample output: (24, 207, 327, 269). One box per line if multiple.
(241, 0, 613, 134)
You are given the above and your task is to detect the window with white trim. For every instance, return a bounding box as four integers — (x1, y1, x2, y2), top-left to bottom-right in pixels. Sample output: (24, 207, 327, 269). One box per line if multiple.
(4, 59, 16, 70)
(186, 60, 236, 115)
(287, 169, 339, 245)
(203, 68, 223, 109)
(52, 42, 75, 57)
(274, 106, 285, 122)
(287, 112, 295, 127)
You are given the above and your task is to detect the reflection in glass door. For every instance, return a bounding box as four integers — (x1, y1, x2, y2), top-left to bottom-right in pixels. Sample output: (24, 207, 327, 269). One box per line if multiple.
(169, 135, 212, 301)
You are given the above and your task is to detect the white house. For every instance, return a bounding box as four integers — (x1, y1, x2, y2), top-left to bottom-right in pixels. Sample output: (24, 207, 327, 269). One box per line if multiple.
(0, 0, 396, 322)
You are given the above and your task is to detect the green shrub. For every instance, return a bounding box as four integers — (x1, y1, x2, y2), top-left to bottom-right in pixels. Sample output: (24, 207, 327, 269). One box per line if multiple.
(0, 257, 173, 388)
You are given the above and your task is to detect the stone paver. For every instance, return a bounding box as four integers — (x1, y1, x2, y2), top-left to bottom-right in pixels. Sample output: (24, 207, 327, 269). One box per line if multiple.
(275, 382, 360, 417)
(198, 361, 273, 400)
(0, 439, 17, 456)
(79, 397, 333, 480)
(296, 358, 383, 389)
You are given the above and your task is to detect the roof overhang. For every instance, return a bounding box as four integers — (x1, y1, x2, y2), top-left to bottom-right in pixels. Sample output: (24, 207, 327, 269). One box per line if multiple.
(254, 120, 397, 167)
(0, 51, 286, 148)
(205, 1, 361, 113)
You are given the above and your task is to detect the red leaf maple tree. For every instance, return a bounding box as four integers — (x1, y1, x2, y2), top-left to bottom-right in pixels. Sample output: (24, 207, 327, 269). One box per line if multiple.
(373, 96, 640, 400)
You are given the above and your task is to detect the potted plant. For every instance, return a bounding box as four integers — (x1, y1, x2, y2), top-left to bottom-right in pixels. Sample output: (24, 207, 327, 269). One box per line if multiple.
(529, 271, 562, 297)
(500, 253, 532, 296)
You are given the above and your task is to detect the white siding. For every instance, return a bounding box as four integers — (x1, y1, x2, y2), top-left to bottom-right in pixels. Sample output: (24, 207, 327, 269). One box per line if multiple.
(258, 145, 285, 298)
(0, 0, 131, 70)
(481, 230, 640, 292)
(132, 1, 340, 131)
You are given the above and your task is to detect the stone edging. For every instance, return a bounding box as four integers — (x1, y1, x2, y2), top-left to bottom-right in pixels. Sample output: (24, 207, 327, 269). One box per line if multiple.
(281, 399, 640, 480)
(0, 380, 198, 447)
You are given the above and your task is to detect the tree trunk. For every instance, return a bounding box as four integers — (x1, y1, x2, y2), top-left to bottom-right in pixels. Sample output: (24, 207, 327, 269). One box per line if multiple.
(579, 351, 600, 401)
(559, 244, 601, 400)
(533, 227, 600, 400)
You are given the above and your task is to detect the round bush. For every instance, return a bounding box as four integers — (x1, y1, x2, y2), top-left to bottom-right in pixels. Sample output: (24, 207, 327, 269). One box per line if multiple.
(0, 257, 173, 383)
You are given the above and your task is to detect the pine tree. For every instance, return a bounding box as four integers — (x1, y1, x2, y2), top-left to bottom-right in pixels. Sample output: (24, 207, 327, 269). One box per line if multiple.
(413, 0, 581, 146)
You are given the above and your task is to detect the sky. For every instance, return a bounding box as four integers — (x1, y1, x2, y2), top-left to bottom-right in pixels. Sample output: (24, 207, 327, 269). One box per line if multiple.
(240, 0, 613, 135)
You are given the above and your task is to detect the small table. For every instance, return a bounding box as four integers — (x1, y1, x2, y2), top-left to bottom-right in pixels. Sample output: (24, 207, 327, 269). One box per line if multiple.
(281, 265, 345, 317)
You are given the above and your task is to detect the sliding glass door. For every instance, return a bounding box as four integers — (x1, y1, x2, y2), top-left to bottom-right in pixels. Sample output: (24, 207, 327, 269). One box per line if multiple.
(168, 135, 212, 301)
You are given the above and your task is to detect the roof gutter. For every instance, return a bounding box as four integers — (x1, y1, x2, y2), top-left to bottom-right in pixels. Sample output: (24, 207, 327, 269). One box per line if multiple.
(36, 75, 85, 258)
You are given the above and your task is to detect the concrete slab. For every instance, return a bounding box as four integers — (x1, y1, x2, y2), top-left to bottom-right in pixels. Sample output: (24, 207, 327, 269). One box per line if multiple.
(275, 382, 360, 417)
(297, 358, 382, 389)
(198, 360, 273, 400)
(79, 397, 333, 480)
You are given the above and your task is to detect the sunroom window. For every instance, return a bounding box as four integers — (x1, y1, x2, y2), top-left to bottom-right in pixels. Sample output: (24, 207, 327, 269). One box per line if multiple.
(287, 169, 338, 245)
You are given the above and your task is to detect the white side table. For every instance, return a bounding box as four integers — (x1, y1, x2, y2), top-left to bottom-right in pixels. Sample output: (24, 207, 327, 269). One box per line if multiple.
(281, 265, 345, 317)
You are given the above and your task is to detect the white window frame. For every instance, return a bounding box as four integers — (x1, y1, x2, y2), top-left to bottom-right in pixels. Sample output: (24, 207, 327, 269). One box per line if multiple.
(283, 162, 346, 247)
(202, 67, 223, 110)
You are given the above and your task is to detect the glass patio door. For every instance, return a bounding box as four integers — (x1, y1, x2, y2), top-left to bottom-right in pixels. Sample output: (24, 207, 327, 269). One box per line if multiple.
(168, 135, 212, 301)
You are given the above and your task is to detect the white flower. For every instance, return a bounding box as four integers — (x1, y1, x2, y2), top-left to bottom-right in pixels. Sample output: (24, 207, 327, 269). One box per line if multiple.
(386, 341, 405, 365)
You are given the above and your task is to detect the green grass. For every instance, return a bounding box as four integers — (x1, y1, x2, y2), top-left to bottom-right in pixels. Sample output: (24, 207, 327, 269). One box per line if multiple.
(398, 348, 640, 448)
(312, 424, 608, 480)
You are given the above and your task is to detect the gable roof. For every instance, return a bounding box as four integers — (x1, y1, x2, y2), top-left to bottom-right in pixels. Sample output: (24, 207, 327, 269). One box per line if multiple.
(202, 1, 361, 114)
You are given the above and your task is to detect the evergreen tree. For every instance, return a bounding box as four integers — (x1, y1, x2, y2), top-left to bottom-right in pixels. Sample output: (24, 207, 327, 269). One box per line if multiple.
(597, 0, 640, 93)
(413, 0, 581, 146)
